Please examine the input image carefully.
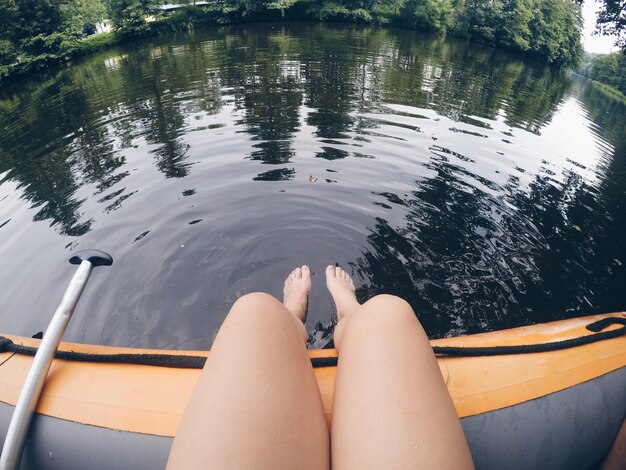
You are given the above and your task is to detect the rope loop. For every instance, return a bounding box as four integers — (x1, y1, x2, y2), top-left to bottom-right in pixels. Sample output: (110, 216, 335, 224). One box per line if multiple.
(0, 336, 13, 353)
(586, 317, 626, 332)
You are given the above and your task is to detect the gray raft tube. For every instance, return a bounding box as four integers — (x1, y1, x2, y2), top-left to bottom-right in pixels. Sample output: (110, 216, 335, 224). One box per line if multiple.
(0, 366, 624, 469)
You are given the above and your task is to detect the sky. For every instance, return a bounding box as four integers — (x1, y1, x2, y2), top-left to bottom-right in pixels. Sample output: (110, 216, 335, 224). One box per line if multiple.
(582, 0, 619, 54)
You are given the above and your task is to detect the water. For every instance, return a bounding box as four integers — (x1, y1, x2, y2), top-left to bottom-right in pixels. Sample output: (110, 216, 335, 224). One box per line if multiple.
(0, 23, 624, 349)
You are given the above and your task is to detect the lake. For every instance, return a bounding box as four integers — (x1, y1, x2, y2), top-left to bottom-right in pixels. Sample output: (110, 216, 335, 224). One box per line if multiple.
(0, 23, 624, 349)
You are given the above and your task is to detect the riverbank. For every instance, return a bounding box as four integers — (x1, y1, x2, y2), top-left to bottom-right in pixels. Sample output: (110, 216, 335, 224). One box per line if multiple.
(2, 10, 229, 86)
(0, 0, 585, 88)
(575, 51, 626, 103)
(0, 33, 120, 86)
(590, 80, 626, 104)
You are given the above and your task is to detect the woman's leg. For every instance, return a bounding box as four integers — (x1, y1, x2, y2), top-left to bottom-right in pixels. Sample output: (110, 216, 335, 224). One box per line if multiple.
(167, 266, 329, 470)
(327, 266, 473, 469)
(602, 419, 626, 470)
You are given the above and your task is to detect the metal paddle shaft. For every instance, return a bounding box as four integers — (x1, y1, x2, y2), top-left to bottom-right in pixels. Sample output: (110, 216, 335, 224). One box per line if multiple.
(0, 250, 113, 470)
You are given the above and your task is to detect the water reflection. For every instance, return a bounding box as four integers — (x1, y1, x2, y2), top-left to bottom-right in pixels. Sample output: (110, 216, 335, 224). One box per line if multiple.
(0, 24, 624, 349)
(0, 26, 574, 232)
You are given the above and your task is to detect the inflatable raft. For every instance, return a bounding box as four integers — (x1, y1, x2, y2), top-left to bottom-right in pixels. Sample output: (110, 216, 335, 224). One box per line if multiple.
(1, 313, 625, 469)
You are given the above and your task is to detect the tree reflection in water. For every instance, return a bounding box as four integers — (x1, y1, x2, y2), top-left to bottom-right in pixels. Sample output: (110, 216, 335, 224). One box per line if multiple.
(0, 23, 624, 348)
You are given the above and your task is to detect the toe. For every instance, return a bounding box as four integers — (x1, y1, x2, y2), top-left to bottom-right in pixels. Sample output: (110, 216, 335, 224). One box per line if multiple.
(326, 265, 335, 277)
(295, 267, 301, 279)
(302, 265, 310, 277)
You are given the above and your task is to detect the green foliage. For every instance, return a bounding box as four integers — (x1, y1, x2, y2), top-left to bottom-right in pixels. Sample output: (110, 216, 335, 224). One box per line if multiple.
(465, 0, 502, 43)
(13, 0, 64, 42)
(0, 0, 590, 86)
(61, 0, 107, 37)
(0, 1, 17, 40)
(527, 0, 583, 66)
(81, 31, 117, 48)
(405, 0, 452, 32)
(0, 39, 17, 65)
(309, 2, 372, 22)
(370, 0, 403, 23)
(307, 0, 403, 24)
(108, 0, 159, 34)
(20, 32, 77, 56)
(579, 52, 626, 96)
(571, 0, 625, 52)
(0, 0, 108, 72)
(445, 0, 583, 65)
(498, 0, 533, 51)
(265, 0, 298, 17)
(595, 0, 626, 50)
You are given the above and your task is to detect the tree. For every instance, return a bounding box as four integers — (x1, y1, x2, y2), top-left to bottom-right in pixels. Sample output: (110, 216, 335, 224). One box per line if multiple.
(596, 0, 626, 49)
(528, 0, 583, 65)
(575, 0, 626, 50)
(0, 0, 79, 58)
(20, 32, 75, 56)
(108, 0, 158, 34)
(465, 0, 502, 43)
(0, 1, 16, 39)
(13, 0, 64, 45)
(0, 40, 17, 65)
(265, 0, 297, 17)
(498, 0, 533, 51)
(405, 0, 452, 32)
(61, 0, 107, 37)
(580, 52, 626, 95)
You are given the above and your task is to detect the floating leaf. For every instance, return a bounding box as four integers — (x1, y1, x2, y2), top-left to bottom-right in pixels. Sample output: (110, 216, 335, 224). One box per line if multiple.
(309, 174, 318, 183)
(614, 259, 623, 267)
(574, 225, 582, 232)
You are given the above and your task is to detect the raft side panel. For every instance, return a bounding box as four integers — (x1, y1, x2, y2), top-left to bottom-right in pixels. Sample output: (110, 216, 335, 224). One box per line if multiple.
(0, 402, 172, 470)
(461, 366, 626, 470)
(1, 368, 624, 469)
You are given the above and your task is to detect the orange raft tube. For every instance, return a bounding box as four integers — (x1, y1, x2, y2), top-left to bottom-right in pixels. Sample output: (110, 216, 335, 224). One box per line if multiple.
(1, 313, 625, 469)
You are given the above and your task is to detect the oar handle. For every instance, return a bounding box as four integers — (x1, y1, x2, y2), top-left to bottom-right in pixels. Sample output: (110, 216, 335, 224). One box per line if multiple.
(69, 249, 113, 267)
(0, 250, 112, 470)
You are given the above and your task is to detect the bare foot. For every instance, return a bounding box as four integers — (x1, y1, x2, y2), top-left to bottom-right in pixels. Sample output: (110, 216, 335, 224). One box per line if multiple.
(325, 265, 360, 320)
(283, 266, 311, 323)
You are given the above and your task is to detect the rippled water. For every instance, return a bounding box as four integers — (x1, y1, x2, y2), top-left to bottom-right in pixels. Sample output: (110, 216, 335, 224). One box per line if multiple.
(0, 23, 624, 349)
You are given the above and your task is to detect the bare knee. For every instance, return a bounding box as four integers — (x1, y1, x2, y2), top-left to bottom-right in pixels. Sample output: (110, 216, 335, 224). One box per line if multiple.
(354, 294, 420, 328)
(224, 292, 307, 341)
(363, 294, 414, 315)
(335, 295, 425, 351)
(232, 292, 281, 312)
(222, 292, 284, 327)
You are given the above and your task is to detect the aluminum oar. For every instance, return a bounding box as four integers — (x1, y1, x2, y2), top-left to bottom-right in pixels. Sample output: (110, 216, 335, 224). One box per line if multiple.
(0, 250, 113, 470)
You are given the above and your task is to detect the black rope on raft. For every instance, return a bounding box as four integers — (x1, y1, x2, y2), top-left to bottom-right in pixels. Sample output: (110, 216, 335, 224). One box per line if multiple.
(0, 318, 624, 369)
(432, 317, 626, 357)
(0, 342, 208, 369)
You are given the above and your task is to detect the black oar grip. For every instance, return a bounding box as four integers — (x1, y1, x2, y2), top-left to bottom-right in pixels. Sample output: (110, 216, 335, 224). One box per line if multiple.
(69, 250, 113, 267)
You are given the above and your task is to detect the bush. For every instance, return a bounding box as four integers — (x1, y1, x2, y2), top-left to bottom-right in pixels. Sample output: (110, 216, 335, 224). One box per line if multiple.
(0, 40, 18, 66)
(20, 33, 76, 57)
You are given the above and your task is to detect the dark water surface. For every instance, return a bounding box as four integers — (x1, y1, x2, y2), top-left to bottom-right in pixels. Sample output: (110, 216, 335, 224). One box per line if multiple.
(0, 23, 625, 349)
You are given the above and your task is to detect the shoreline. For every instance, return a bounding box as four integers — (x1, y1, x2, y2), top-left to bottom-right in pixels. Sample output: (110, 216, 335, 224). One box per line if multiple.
(0, 10, 580, 88)
(0, 32, 121, 87)
(590, 79, 626, 103)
